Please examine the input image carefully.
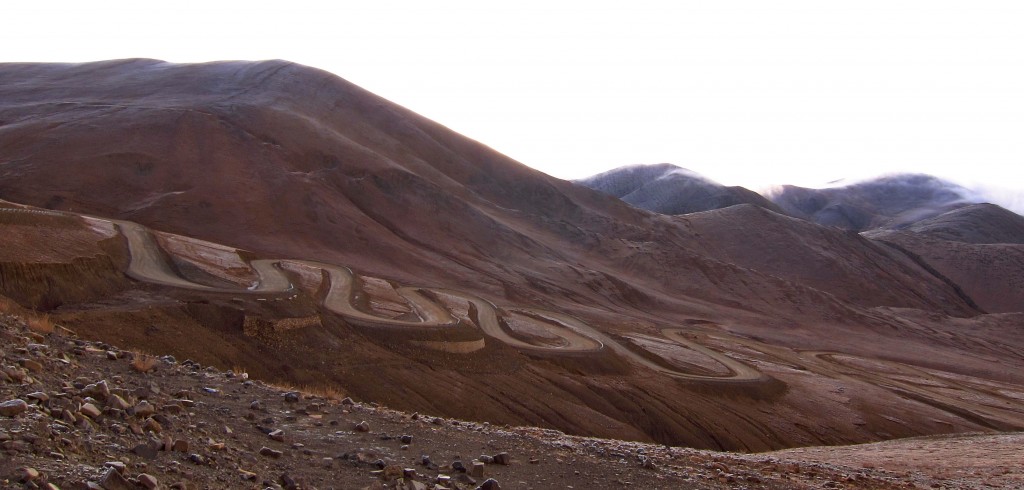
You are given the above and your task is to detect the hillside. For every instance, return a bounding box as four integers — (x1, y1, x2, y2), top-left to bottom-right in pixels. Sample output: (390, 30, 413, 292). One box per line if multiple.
(6, 311, 1020, 489)
(0, 60, 1022, 454)
(867, 204, 1024, 313)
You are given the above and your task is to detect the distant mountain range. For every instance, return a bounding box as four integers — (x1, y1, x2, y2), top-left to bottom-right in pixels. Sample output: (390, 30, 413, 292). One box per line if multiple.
(577, 164, 990, 232)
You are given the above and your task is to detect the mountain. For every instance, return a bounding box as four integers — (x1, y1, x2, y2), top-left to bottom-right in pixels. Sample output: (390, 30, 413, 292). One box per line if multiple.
(904, 203, 1024, 244)
(1, 60, 1023, 451)
(576, 163, 784, 215)
(766, 174, 974, 231)
(867, 203, 1024, 313)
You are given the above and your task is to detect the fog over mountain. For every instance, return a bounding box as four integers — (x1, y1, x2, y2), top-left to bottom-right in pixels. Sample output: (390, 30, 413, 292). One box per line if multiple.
(575, 163, 783, 215)
(579, 164, 1023, 233)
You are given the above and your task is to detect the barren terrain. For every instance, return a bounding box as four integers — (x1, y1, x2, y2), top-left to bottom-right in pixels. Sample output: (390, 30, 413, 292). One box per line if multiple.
(1, 59, 1023, 488)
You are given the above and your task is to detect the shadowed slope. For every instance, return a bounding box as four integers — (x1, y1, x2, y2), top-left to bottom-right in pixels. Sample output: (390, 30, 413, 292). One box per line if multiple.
(867, 204, 1024, 313)
(767, 174, 974, 231)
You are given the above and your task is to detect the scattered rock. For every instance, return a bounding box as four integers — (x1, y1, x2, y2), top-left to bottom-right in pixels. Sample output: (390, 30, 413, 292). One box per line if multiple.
(284, 391, 300, 403)
(477, 478, 501, 490)
(354, 420, 370, 432)
(133, 400, 156, 417)
(492, 452, 511, 465)
(80, 402, 102, 419)
(107, 394, 130, 411)
(260, 446, 283, 458)
(98, 466, 133, 490)
(16, 466, 40, 482)
(452, 461, 467, 473)
(20, 358, 43, 372)
(143, 417, 163, 433)
(341, 397, 354, 405)
(82, 380, 110, 400)
(470, 461, 485, 478)
(400, 434, 413, 444)
(172, 439, 189, 452)
(269, 429, 285, 442)
(137, 473, 159, 489)
(25, 391, 49, 404)
(0, 398, 29, 417)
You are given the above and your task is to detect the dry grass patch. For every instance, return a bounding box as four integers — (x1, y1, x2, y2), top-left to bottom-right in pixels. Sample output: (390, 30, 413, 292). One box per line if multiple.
(129, 350, 159, 373)
(26, 314, 56, 334)
(265, 380, 348, 403)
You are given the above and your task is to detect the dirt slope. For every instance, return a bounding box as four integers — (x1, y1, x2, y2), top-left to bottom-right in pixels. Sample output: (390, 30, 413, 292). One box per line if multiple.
(867, 204, 1024, 313)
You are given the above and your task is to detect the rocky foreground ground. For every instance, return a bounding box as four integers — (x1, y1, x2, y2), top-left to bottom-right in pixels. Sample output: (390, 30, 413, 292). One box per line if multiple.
(1, 311, 1020, 490)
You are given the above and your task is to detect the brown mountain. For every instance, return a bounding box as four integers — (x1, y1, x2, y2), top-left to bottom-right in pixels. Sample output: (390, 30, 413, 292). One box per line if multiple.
(867, 203, 1024, 313)
(1, 59, 1022, 451)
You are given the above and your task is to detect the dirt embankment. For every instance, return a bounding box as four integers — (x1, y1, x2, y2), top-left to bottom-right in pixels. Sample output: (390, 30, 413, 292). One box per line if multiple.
(0, 210, 130, 309)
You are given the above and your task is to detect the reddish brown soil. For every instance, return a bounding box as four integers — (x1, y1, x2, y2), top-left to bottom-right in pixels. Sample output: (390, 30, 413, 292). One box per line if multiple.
(2, 313, 1007, 489)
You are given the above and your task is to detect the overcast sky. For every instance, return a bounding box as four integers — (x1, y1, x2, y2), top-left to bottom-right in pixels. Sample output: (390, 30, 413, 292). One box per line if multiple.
(4, 1, 1023, 209)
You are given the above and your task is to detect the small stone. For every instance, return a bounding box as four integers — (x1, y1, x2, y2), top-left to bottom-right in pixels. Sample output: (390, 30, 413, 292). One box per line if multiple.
(80, 402, 102, 419)
(239, 469, 258, 481)
(172, 439, 189, 452)
(25, 392, 49, 404)
(188, 453, 206, 465)
(470, 461, 486, 478)
(143, 417, 163, 433)
(354, 421, 369, 432)
(451, 461, 467, 473)
(341, 397, 354, 405)
(249, 400, 262, 411)
(284, 392, 300, 403)
(104, 461, 127, 473)
(107, 351, 118, 360)
(20, 358, 43, 372)
(259, 446, 283, 458)
(99, 466, 133, 490)
(137, 473, 159, 489)
(133, 400, 156, 417)
(280, 472, 300, 490)
(492, 452, 511, 465)
(382, 465, 404, 481)
(17, 467, 40, 482)
(0, 399, 29, 417)
(107, 394, 130, 411)
(82, 380, 110, 400)
(400, 434, 413, 444)
(478, 455, 494, 464)
(3, 366, 27, 382)
(478, 478, 501, 490)
(268, 429, 285, 442)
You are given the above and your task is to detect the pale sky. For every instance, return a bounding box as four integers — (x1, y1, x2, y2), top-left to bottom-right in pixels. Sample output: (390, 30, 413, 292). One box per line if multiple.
(3, 1, 1023, 209)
